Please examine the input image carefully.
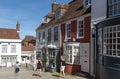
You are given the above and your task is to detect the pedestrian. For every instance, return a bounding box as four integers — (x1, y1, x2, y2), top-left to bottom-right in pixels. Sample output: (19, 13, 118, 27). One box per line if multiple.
(36, 60, 42, 76)
(14, 61, 20, 73)
(60, 55, 66, 77)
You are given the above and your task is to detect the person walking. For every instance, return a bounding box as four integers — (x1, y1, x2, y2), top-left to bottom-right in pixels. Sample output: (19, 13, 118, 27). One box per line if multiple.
(60, 55, 66, 78)
(36, 60, 42, 76)
(14, 61, 20, 73)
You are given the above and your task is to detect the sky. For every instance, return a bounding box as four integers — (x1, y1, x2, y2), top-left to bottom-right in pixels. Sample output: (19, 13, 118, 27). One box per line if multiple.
(0, 0, 71, 39)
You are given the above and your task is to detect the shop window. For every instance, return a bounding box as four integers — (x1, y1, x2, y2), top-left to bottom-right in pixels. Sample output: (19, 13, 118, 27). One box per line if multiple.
(64, 45, 80, 65)
(103, 25, 120, 56)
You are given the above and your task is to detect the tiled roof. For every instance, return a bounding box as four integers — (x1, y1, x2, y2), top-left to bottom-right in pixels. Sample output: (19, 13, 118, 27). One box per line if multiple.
(36, 0, 91, 31)
(22, 46, 35, 51)
(0, 28, 19, 39)
(45, 12, 54, 18)
(22, 35, 36, 42)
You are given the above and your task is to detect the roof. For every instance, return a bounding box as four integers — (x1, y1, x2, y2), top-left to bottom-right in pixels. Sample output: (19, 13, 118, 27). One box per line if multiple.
(45, 12, 55, 18)
(22, 46, 35, 51)
(0, 28, 19, 39)
(36, 0, 91, 31)
(22, 35, 36, 42)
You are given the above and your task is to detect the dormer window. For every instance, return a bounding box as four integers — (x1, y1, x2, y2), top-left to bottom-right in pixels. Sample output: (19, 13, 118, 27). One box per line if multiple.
(55, 9, 61, 19)
(84, 0, 91, 7)
(42, 16, 51, 23)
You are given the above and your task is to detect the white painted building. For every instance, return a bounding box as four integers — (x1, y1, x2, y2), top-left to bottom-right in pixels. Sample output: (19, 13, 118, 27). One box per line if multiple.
(0, 21, 21, 67)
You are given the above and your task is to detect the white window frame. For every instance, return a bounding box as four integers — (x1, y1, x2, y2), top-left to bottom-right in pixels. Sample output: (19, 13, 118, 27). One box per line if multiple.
(2, 44, 8, 53)
(55, 9, 61, 19)
(83, 0, 91, 7)
(77, 19, 84, 38)
(64, 43, 80, 65)
(11, 45, 16, 53)
(66, 22, 71, 39)
(103, 24, 120, 57)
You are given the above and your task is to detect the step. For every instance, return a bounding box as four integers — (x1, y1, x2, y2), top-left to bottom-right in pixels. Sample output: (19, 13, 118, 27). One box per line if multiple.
(75, 71, 90, 77)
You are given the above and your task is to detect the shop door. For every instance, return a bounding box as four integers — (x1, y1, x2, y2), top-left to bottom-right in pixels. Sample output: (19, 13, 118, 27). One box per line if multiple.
(80, 43, 89, 73)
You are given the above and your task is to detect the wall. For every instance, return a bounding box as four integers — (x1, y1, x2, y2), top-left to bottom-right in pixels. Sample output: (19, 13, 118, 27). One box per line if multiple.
(91, 0, 107, 24)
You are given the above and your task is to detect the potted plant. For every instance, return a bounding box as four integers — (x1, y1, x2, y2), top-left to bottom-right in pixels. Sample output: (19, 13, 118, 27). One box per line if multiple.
(49, 57, 55, 72)
(42, 58, 46, 72)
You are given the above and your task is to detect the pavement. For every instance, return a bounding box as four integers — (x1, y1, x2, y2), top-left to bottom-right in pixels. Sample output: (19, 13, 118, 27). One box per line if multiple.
(0, 66, 89, 79)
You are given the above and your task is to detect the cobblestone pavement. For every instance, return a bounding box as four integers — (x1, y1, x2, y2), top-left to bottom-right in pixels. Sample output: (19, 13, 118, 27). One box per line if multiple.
(0, 67, 88, 79)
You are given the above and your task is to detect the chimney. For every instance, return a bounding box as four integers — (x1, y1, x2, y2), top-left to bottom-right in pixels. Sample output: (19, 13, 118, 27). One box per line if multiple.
(16, 20, 20, 33)
(52, 0, 59, 12)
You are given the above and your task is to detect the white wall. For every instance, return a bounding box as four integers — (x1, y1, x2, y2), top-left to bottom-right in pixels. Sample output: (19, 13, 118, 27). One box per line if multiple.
(91, 0, 107, 24)
(0, 39, 21, 66)
(36, 24, 61, 49)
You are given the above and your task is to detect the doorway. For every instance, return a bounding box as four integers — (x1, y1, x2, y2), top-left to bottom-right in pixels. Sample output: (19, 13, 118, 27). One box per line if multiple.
(80, 43, 90, 73)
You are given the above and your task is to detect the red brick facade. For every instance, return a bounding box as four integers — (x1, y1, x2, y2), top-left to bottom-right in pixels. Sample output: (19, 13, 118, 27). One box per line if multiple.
(61, 16, 91, 74)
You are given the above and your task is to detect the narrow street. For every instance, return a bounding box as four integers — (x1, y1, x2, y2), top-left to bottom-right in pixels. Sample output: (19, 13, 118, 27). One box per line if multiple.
(0, 66, 89, 79)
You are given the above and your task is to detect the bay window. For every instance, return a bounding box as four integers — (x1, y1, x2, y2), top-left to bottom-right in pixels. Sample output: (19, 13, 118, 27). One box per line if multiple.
(64, 44, 80, 65)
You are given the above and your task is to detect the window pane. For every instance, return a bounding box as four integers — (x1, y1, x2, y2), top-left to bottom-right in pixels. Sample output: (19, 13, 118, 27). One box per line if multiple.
(78, 20, 84, 37)
(11, 45, 16, 53)
(2, 45, 7, 53)
(108, 0, 120, 17)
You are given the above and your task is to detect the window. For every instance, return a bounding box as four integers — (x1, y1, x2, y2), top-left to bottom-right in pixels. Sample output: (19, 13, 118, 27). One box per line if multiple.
(65, 46, 72, 63)
(77, 20, 84, 38)
(66, 23, 71, 38)
(73, 46, 80, 65)
(103, 25, 120, 56)
(2, 45, 7, 53)
(11, 45, 16, 53)
(54, 26, 58, 41)
(64, 45, 80, 65)
(84, 0, 91, 7)
(48, 28, 52, 42)
(55, 10, 61, 19)
(108, 0, 120, 17)
(98, 29, 103, 55)
(42, 31, 45, 40)
(39, 32, 41, 42)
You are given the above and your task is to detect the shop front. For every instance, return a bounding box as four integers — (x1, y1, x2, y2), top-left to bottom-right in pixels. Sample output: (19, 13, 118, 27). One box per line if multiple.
(95, 17, 120, 79)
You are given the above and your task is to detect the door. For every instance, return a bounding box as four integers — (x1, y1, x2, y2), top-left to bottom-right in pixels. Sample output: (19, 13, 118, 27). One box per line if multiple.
(80, 43, 89, 73)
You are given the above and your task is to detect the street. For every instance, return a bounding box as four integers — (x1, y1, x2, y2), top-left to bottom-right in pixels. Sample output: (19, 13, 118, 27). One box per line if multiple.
(0, 66, 88, 79)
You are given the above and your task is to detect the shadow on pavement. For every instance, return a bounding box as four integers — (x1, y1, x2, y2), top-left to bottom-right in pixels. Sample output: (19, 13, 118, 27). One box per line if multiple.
(52, 74, 61, 77)
(32, 73, 41, 77)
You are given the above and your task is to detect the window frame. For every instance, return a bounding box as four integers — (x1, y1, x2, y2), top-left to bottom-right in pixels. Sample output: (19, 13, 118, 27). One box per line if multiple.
(54, 26, 59, 42)
(38, 32, 41, 42)
(2, 44, 8, 53)
(107, 0, 120, 17)
(77, 20, 84, 38)
(66, 22, 71, 39)
(103, 25, 120, 57)
(11, 45, 16, 53)
(55, 9, 61, 19)
(48, 28, 52, 42)
(83, 0, 91, 7)
(64, 44, 80, 65)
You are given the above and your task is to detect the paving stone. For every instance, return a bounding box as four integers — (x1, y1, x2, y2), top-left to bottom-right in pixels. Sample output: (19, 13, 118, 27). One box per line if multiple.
(0, 67, 88, 79)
